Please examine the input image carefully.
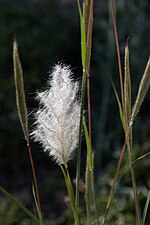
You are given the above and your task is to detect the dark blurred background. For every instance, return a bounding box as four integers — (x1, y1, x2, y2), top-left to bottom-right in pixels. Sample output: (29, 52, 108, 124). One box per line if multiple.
(0, 0, 149, 224)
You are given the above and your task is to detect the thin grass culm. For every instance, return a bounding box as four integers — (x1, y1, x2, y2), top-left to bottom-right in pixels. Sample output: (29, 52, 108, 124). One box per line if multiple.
(31, 64, 81, 225)
(13, 40, 43, 225)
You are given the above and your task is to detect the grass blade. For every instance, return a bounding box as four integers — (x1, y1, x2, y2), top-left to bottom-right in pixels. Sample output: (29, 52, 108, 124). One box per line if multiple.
(83, 117, 98, 224)
(134, 178, 142, 225)
(142, 190, 150, 225)
(13, 40, 29, 141)
(85, 164, 93, 225)
(111, 79, 125, 129)
(83, 0, 90, 36)
(84, 115, 93, 224)
(32, 184, 44, 224)
(0, 186, 39, 223)
(132, 152, 150, 165)
(60, 165, 80, 225)
(76, 0, 87, 207)
(110, 0, 124, 112)
(77, 0, 86, 70)
(83, 116, 92, 170)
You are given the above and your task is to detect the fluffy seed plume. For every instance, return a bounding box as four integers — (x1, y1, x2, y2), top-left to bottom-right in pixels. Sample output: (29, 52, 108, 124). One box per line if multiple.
(31, 64, 81, 165)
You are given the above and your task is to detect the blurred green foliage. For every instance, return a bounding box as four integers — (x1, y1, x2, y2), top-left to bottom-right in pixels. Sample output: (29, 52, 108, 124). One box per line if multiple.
(0, 0, 149, 224)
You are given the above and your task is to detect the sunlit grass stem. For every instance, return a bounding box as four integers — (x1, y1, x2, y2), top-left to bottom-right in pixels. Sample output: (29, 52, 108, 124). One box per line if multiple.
(61, 165, 80, 225)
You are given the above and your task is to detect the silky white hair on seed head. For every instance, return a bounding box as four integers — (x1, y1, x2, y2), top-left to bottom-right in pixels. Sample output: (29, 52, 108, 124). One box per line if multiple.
(31, 64, 80, 165)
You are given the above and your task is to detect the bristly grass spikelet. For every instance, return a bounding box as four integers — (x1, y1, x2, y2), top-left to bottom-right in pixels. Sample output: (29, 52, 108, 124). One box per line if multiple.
(31, 64, 81, 166)
(13, 40, 43, 224)
(13, 40, 29, 141)
(130, 57, 150, 125)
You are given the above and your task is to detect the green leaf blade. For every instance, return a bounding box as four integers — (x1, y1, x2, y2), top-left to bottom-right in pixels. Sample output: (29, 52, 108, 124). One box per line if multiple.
(83, 116, 92, 170)
(77, 0, 86, 70)
(32, 184, 43, 224)
(111, 79, 125, 130)
(60, 165, 80, 225)
(142, 190, 150, 225)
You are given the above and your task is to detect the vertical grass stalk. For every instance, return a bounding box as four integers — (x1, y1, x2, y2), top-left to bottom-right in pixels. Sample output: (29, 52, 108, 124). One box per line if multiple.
(77, 1, 98, 223)
(124, 44, 140, 225)
(27, 141, 43, 225)
(76, 0, 87, 207)
(60, 165, 80, 225)
(84, 117, 98, 224)
(13, 40, 43, 225)
(103, 126, 132, 225)
(109, 0, 124, 112)
(83, 1, 99, 224)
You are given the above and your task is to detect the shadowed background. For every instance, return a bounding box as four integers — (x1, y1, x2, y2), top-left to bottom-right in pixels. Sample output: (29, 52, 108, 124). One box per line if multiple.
(0, 0, 149, 224)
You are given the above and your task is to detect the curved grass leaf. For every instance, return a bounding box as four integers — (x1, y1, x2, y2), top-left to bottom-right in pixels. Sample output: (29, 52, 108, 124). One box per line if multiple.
(111, 79, 125, 130)
(0, 186, 39, 223)
(133, 178, 142, 225)
(60, 165, 80, 225)
(132, 152, 150, 165)
(32, 184, 43, 225)
(142, 190, 150, 225)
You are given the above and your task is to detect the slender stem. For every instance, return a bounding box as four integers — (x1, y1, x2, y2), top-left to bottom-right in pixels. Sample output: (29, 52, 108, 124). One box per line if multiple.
(132, 152, 150, 165)
(110, 0, 124, 113)
(86, 1, 99, 224)
(103, 125, 132, 225)
(65, 165, 80, 225)
(86, 0, 94, 158)
(26, 141, 43, 225)
(76, 69, 87, 207)
(128, 148, 138, 225)
(91, 169, 99, 225)
(86, 0, 94, 69)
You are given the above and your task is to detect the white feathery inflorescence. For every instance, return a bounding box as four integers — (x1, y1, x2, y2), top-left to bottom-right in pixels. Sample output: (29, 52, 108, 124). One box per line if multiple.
(31, 64, 81, 165)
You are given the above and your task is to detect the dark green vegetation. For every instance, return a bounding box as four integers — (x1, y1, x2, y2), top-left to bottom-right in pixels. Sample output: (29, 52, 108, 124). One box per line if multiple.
(0, 0, 150, 224)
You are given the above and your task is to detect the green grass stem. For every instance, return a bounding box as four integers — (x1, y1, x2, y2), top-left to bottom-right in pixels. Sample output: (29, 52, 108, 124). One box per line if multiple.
(142, 190, 150, 225)
(76, 0, 87, 208)
(110, 0, 124, 113)
(60, 165, 80, 225)
(111, 79, 125, 130)
(13, 40, 43, 224)
(32, 184, 44, 225)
